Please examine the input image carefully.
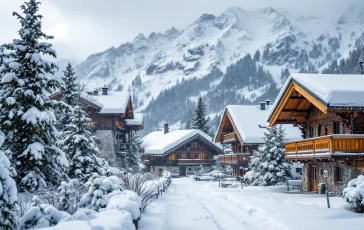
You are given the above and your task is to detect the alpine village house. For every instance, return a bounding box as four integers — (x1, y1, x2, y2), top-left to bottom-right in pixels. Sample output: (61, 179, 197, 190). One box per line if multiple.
(214, 103, 302, 178)
(50, 86, 144, 164)
(142, 124, 223, 176)
(267, 73, 364, 192)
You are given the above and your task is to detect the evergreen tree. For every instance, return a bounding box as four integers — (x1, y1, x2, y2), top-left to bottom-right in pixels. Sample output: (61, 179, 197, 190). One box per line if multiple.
(253, 50, 260, 62)
(191, 96, 210, 133)
(0, 0, 68, 191)
(61, 63, 78, 107)
(243, 125, 291, 186)
(0, 132, 18, 230)
(124, 134, 142, 171)
(61, 106, 103, 182)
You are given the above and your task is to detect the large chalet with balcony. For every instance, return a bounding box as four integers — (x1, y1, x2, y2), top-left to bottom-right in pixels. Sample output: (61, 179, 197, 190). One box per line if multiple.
(267, 73, 364, 192)
(215, 103, 302, 178)
(142, 124, 223, 176)
(50, 86, 143, 164)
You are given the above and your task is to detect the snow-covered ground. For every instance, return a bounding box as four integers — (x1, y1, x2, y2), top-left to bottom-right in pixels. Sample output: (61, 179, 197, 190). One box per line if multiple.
(139, 177, 364, 230)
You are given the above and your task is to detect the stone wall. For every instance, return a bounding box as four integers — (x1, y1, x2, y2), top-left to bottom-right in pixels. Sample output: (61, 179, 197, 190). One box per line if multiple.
(301, 161, 361, 192)
(95, 130, 116, 165)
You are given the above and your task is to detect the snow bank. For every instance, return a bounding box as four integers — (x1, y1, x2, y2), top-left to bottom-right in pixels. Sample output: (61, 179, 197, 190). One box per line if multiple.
(41, 209, 135, 230)
(107, 190, 142, 220)
(343, 175, 364, 213)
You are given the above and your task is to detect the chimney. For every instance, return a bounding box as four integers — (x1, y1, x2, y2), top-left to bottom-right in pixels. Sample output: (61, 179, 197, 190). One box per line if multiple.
(94, 89, 98, 96)
(265, 100, 271, 106)
(102, 85, 108, 95)
(260, 102, 266, 110)
(164, 123, 169, 134)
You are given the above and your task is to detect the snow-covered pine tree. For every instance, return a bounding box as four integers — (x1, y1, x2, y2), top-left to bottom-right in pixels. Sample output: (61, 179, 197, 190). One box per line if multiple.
(191, 96, 210, 133)
(56, 63, 78, 130)
(125, 134, 142, 171)
(61, 63, 78, 107)
(0, 131, 18, 230)
(243, 125, 292, 186)
(0, 0, 68, 191)
(61, 105, 103, 181)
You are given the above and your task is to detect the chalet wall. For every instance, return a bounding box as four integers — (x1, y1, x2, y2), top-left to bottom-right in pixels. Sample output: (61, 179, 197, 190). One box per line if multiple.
(301, 162, 361, 193)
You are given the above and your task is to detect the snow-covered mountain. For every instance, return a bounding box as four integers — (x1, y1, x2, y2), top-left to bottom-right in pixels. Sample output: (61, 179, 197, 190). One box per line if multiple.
(75, 5, 364, 133)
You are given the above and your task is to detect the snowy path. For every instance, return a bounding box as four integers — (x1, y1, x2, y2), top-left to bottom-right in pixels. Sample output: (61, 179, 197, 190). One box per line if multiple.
(139, 177, 364, 230)
(139, 178, 285, 230)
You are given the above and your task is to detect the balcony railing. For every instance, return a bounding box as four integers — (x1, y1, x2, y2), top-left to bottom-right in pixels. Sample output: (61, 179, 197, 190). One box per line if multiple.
(219, 153, 250, 165)
(178, 159, 215, 165)
(222, 132, 237, 143)
(285, 135, 364, 158)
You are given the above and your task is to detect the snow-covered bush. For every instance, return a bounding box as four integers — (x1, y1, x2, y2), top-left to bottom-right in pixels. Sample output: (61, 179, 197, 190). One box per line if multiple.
(107, 190, 141, 221)
(121, 172, 159, 214)
(40, 209, 135, 230)
(19, 195, 70, 229)
(59, 179, 85, 214)
(0, 131, 18, 229)
(343, 175, 364, 213)
(78, 175, 124, 211)
(243, 125, 291, 186)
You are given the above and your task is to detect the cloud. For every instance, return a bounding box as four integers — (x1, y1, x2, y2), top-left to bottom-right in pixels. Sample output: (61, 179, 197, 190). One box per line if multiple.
(0, 0, 362, 61)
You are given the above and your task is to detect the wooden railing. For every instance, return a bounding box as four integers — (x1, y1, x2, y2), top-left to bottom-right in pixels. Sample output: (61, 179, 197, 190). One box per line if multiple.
(285, 135, 364, 156)
(219, 153, 249, 165)
(178, 159, 215, 165)
(223, 132, 237, 142)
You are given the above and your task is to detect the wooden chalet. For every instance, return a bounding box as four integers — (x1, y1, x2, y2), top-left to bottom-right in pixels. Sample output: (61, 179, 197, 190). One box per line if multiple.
(50, 86, 143, 158)
(215, 104, 302, 178)
(142, 124, 223, 176)
(267, 73, 364, 192)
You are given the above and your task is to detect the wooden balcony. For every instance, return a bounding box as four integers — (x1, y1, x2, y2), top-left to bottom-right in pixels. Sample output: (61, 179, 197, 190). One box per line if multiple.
(222, 132, 237, 143)
(219, 153, 249, 165)
(285, 135, 364, 160)
(178, 159, 215, 165)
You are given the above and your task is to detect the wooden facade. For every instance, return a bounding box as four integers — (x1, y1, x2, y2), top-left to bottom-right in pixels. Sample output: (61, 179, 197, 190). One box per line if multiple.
(268, 77, 364, 192)
(145, 135, 223, 176)
(215, 109, 258, 177)
(49, 90, 143, 156)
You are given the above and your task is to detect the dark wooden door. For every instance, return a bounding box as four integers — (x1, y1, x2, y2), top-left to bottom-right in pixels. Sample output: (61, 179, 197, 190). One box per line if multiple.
(180, 167, 186, 176)
(310, 165, 318, 191)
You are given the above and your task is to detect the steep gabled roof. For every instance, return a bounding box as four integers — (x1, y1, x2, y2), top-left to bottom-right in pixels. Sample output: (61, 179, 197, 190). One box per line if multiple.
(215, 105, 302, 144)
(142, 129, 222, 155)
(267, 73, 364, 125)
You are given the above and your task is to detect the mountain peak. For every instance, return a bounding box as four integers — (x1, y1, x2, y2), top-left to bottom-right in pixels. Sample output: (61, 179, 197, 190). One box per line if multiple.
(133, 33, 146, 42)
(196, 13, 216, 23)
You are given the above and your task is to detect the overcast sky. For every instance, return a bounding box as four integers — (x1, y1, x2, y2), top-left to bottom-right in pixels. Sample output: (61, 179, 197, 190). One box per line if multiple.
(0, 0, 362, 61)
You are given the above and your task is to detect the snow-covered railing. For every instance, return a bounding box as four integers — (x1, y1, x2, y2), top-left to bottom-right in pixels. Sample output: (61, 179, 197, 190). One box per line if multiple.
(219, 153, 249, 165)
(178, 159, 215, 165)
(285, 135, 364, 157)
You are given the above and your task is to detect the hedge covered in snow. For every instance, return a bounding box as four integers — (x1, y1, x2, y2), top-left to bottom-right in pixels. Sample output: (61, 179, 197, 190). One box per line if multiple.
(343, 175, 364, 213)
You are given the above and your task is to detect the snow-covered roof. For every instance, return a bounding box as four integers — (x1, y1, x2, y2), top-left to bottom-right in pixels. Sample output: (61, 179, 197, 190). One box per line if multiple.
(93, 92, 130, 114)
(267, 74, 364, 121)
(217, 105, 302, 144)
(126, 113, 144, 126)
(142, 129, 222, 155)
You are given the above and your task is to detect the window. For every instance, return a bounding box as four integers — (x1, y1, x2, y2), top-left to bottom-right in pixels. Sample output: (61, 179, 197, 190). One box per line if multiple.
(188, 168, 191, 171)
(295, 168, 302, 174)
(313, 167, 318, 181)
(334, 122, 343, 134)
(192, 142, 198, 147)
(150, 157, 155, 160)
(335, 167, 343, 182)
(198, 154, 204, 159)
(182, 153, 186, 159)
(190, 153, 195, 159)
(310, 126, 317, 138)
(168, 154, 176, 161)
